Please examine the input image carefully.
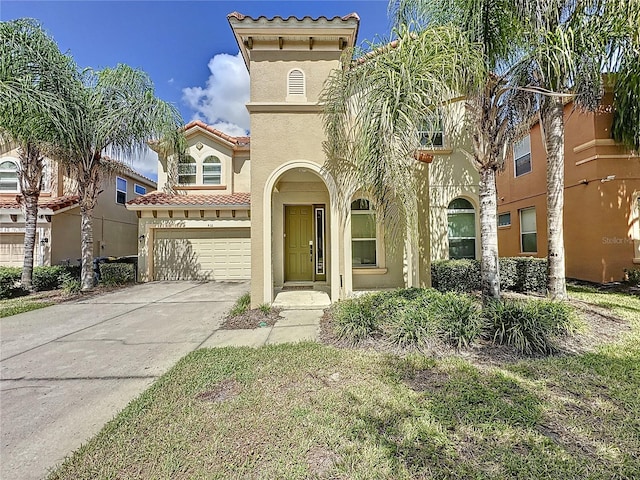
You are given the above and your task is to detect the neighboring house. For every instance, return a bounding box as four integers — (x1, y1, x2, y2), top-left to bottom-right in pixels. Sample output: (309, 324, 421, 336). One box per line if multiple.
(127, 12, 480, 306)
(0, 147, 156, 267)
(495, 95, 640, 283)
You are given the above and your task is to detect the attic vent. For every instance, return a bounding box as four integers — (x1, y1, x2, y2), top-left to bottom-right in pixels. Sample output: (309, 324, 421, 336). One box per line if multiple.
(287, 69, 306, 101)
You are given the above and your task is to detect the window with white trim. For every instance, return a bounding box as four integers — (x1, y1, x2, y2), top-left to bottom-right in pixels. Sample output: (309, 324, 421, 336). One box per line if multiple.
(0, 159, 19, 192)
(116, 177, 127, 205)
(178, 156, 196, 185)
(418, 113, 445, 149)
(520, 207, 537, 253)
(498, 212, 511, 227)
(514, 134, 532, 177)
(351, 199, 377, 267)
(134, 184, 146, 195)
(447, 198, 476, 259)
(203, 156, 222, 185)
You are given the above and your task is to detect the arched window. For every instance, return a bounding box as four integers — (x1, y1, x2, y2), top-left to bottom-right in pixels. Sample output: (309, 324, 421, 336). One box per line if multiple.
(0, 159, 18, 192)
(287, 69, 306, 100)
(351, 199, 377, 267)
(447, 198, 476, 259)
(203, 156, 222, 185)
(178, 156, 196, 185)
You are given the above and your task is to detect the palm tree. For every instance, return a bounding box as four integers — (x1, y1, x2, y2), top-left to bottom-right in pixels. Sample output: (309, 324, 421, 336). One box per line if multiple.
(350, 0, 528, 301)
(0, 19, 80, 289)
(54, 65, 184, 290)
(513, 0, 640, 299)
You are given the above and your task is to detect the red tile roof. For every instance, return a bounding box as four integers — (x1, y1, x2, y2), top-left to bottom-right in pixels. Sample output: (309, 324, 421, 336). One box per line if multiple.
(227, 12, 360, 22)
(0, 194, 80, 211)
(127, 192, 250, 208)
(184, 120, 250, 147)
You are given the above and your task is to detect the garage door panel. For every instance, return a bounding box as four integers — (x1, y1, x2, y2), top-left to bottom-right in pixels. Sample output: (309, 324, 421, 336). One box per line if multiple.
(153, 228, 250, 281)
(0, 233, 27, 267)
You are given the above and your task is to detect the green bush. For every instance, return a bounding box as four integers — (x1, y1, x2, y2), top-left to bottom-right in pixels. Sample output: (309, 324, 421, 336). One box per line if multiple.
(32, 266, 65, 291)
(431, 259, 480, 293)
(332, 294, 379, 343)
(0, 267, 24, 299)
(431, 292, 484, 348)
(383, 298, 436, 348)
(230, 293, 251, 316)
(431, 257, 547, 294)
(99, 263, 135, 286)
(624, 268, 640, 286)
(484, 298, 578, 354)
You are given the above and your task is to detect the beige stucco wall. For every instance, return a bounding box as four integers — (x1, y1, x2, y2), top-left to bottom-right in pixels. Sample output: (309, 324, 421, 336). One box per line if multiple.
(428, 149, 480, 261)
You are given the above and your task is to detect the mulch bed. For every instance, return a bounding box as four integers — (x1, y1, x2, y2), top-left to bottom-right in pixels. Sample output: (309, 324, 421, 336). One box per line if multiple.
(221, 307, 282, 330)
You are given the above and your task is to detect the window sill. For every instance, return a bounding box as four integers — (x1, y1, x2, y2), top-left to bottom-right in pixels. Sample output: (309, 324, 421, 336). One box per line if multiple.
(519, 252, 537, 256)
(353, 267, 388, 275)
(633, 258, 640, 264)
(498, 225, 511, 229)
(417, 147, 453, 155)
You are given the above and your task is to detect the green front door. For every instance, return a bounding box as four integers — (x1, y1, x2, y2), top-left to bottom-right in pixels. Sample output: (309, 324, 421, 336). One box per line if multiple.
(285, 205, 313, 281)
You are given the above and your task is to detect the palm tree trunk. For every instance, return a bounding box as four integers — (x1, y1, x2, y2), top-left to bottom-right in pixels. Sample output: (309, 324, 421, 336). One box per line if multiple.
(541, 98, 567, 300)
(19, 143, 44, 290)
(80, 204, 95, 290)
(21, 192, 38, 290)
(479, 166, 501, 302)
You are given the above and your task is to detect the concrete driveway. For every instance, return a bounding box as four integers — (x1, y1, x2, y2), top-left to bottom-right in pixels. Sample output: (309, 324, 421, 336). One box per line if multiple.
(0, 280, 248, 480)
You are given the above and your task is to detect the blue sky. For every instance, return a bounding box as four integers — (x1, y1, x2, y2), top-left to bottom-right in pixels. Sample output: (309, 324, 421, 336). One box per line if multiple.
(2, 1, 394, 178)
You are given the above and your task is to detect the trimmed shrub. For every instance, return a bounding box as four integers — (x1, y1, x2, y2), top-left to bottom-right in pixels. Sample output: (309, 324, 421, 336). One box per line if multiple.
(431, 257, 547, 294)
(332, 294, 378, 343)
(484, 298, 578, 354)
(0, 267, 24, 299)
(431, 259, 481, 293)
(383, 298, 437, 348)
(431, 292, 484, 348)
(32, 266, 65, 291)
(99, 263, 135, 286)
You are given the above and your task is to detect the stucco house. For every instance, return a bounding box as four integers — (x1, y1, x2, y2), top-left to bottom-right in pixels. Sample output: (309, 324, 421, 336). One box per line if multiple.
(127, 12, 481, 306)
(0, 147, 156, 267)
(496, 94, 640, 283)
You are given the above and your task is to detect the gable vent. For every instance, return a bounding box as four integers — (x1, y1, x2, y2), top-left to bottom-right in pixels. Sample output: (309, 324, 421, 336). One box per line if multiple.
(287, 69, 306, 100)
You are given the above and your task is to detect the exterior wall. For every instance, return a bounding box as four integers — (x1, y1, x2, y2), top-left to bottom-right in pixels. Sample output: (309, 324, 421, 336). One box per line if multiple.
(428, 149, 481, 261)
(496, 99, 640, 283)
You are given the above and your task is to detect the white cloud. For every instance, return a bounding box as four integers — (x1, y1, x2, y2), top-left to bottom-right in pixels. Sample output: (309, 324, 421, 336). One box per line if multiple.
(182, 52, 250, 136)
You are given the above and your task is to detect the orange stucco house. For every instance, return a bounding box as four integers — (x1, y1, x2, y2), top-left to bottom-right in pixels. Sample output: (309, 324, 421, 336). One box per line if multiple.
(495, 95, 640, 283)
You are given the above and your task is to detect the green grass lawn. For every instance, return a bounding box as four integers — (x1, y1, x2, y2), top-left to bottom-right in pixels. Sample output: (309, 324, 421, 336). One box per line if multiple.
(0, 295, 53, 318)
(49, 287, 640, 479)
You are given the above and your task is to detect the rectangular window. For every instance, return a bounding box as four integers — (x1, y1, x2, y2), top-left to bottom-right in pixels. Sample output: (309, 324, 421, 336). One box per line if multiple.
(418, 115, 445, 149)
(315, 207, 325, 276)
(178, 160, 196, 185)
(116, 177, 127, 205)
(134, 184, 146, 195)
(498, 212, 511, 227)
(520, 207, 537, 253)
(514, 134, 532, 177)
(351, 199, 377, 267)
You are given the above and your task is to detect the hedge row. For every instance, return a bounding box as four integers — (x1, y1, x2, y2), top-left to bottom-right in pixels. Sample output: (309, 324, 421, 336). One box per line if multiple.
(0, 265, 81, 299)
(431, 257, 547, 294)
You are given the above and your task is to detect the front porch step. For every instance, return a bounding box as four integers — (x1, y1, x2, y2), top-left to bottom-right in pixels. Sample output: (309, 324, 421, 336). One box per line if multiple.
(272, 290, 331, 310)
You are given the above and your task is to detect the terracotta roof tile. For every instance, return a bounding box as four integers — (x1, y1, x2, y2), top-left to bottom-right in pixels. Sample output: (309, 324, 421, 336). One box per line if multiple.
(184, 120, 250, 147)
(127, 192, 250, 208)
(0, 194, 80, 211)
(227, 11, 359, 22)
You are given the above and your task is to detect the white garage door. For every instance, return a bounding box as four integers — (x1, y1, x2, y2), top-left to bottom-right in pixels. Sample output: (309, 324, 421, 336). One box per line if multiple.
(0, 233, 26, 267)
(153, 228, 251, 281)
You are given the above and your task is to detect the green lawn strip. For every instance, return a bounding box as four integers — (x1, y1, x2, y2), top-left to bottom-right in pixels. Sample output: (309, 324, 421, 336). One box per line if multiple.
(0, 296, 53, 318)
(49, 316, 640, 480)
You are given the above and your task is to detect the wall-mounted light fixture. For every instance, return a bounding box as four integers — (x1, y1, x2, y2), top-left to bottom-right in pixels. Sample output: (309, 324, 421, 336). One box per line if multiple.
(138, 234, 145, 242)
(40, 237, 49, 245)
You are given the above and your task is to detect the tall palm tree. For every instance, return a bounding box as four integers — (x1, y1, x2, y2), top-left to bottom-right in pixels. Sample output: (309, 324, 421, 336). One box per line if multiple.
(513, 0, 640, 299)
(0, 19, 80, 289)
(54, 65, 184, 290)
(382, 0, 530, 301)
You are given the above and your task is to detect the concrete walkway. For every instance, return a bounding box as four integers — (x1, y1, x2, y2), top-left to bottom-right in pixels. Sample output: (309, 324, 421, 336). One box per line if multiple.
(0, 282, 327, 480)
